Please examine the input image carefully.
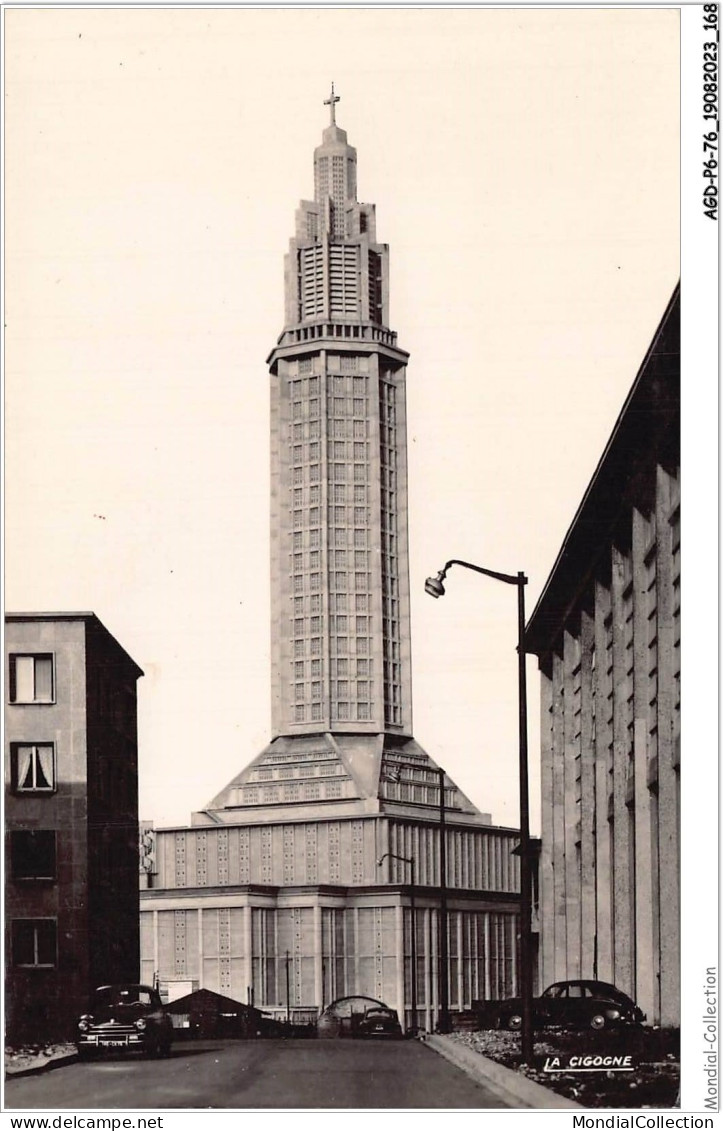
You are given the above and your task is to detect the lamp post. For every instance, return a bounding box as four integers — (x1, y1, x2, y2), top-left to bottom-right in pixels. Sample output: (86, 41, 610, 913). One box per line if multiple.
(425, 558, 534, 1064)
(378, 851, 417, 1035)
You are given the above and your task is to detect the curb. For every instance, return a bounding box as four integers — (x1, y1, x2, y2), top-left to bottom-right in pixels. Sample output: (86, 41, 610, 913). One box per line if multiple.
(422, 1034, 582, 1109)
(6, 1053, 79, 1081)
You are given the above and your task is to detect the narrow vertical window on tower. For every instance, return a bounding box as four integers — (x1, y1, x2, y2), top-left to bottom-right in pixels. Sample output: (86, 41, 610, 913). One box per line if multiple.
(368, 251, 383, 324)
(299, 246, 325, 321)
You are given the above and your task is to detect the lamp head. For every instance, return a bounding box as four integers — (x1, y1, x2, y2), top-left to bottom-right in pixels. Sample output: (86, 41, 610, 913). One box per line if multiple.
(424, 570, 446, 599)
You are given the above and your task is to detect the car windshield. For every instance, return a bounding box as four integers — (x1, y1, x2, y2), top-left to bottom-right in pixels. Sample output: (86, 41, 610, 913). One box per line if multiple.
(326, 996, 384, 1018)
(93, 987, 153, 1009)
(542, 984, 565, 999)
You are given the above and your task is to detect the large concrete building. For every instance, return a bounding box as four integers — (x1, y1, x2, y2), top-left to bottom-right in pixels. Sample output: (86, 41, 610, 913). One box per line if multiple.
(140, 92, 523, 1031)
(525, 285, 680, 1028)
(5, 613, 143, 1042)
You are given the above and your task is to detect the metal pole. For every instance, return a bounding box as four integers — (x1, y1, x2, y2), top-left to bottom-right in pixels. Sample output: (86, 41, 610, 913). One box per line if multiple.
(438, 766, 450, 1032)
(379, 850, 418, 1037)
(517, 573, 534, 1064)
(410, 857, 417, 1036)
(425, 559, 534, 1059)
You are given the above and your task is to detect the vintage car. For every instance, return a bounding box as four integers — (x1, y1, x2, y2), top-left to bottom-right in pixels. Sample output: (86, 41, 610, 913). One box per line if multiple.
(355, 1005, 403, 1039)
(317, 995, 402, 1039)
(485, 979, 645, 1032)
(77, 984, 174, 1058)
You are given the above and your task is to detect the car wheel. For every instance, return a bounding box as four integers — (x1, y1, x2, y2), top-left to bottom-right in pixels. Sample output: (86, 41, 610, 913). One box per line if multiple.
(505, 1013, 523, 1031)
(590, 1013, 607, 1031)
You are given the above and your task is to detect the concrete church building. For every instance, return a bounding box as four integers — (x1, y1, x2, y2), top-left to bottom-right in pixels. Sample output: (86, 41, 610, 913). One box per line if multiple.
(140, 92, 522, 1031)
(525, 286, 680, 1028)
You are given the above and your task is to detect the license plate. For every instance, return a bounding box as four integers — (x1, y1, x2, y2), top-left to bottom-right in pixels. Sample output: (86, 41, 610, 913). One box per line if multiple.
(100, 1039, 128, 1047)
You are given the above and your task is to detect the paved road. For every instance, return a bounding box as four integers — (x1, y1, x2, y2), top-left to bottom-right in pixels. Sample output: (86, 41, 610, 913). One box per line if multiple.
(5, 1038, 512, 1109)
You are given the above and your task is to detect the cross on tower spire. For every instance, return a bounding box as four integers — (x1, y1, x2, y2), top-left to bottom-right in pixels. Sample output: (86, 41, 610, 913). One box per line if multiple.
(323, 82, 340, 126)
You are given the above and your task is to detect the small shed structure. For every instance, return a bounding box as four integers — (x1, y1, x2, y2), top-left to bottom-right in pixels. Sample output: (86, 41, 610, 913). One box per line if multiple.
(163, 987, 263, 1039)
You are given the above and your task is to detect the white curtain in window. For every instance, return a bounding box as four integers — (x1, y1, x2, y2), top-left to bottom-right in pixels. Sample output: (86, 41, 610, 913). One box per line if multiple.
(17, 745, 33, 789)
(37, 746, 54, 788)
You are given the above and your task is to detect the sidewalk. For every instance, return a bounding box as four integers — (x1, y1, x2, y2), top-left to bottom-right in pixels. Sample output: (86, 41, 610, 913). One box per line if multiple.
(423, 1033, 581, 1110)
(6, 1045, 78, 1080)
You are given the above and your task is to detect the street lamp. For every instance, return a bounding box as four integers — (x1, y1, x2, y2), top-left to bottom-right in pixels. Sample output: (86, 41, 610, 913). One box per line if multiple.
(425, 558, 534, 1064)
(378, 852, 417, 1035)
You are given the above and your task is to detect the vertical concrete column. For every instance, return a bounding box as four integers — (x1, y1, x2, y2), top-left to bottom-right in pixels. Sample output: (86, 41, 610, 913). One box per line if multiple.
(611, 545, 633, 995)
(367, 352, 386, 731)
(594, 579, 613, 982)
(352, 907, 360, 995)
(359, 236, 370, 321)
(394, 361, 413, 734)
(197, 908, 203, 988)
(539, 665, 556, 989)
(243, 904, 253, 1005)
(428, 908, 438, 1025)
(483, 912, 491, 1001)
(269, 355, 284, 736)
(319, 351, 332, 729)
(395, 902, 405, 1027)
(322, 238, 331, 322)
(632, 508, 656, 1022)
(153, 909, 159, 983)
(550, 649, 567, 981)
(563, 629, 582, 979)
(456, 914, 464, 1008)
(579, 611, 597, 977)
(314, 903, 323, 1012)
(655, 465, 680, 1027)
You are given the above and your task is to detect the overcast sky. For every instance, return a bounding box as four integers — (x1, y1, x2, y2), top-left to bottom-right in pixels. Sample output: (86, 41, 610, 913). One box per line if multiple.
(5, 7, 681, 830)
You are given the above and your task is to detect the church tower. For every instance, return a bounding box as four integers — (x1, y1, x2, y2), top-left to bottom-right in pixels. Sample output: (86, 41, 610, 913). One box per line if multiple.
(205, 86, 483, 819)
(140, 92, 522, 1030)
(269, 86, 411, 740)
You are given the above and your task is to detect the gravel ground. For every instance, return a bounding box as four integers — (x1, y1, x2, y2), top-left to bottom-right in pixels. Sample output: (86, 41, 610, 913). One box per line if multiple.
(449, 1030, 680, 1108)
(5, 1043, 77, 1076)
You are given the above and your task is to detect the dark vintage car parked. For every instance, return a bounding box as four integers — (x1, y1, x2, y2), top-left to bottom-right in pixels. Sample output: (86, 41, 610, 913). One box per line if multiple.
(317, 995, 403, 1039)
(355, 1005, 403, 1039)
(477, 980, 645, 1032)
(77, 984, 174, 1058)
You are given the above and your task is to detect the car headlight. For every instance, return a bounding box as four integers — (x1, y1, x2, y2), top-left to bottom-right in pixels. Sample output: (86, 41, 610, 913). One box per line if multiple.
(135, 1018, 147, 1031)
(78, 1017, 91, 1032)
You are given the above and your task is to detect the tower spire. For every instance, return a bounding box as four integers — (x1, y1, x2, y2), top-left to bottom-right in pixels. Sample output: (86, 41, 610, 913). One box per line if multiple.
(323, 81, 340, 126)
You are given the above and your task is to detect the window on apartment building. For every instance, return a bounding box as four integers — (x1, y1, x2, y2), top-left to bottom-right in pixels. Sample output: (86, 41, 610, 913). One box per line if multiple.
(8, 655, 54, 704)
(11, 919, 57, 967)
(10, 830, 57, 881)
(11, 743, 56, 793)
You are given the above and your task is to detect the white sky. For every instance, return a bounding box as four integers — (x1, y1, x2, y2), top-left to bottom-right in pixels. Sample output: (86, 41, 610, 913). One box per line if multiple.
(5, 7, 680, 831)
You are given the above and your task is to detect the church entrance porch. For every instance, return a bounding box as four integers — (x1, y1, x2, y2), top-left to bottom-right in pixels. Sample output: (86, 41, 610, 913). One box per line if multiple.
(140, 886, 520, 1035)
